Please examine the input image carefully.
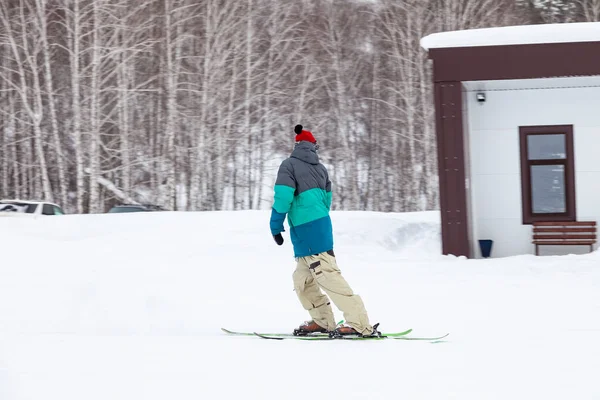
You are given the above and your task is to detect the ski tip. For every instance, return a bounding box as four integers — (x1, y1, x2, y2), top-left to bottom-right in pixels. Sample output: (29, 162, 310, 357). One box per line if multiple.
(394, 332, 450, 341)
(221, 328, 233, 334)
(427, 333, 450, 342)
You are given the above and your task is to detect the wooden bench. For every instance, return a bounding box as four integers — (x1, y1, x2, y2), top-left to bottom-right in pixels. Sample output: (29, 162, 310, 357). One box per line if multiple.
(532, 221, 597, 256)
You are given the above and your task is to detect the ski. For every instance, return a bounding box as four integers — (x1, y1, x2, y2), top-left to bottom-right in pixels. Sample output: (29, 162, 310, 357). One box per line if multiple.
(222, 327, 413, 339)
(251, 331, 448, 341)
(253, 328, 413, 340)
(223, 327, 447, 341)
(253, 332, 389, 340)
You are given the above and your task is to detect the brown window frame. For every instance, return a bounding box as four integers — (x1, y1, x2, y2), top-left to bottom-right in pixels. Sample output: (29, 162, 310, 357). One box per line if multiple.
(519, 125, 576, 225)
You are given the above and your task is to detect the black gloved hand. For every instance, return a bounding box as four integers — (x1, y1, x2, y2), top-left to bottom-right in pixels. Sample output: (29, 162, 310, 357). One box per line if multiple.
(273, 233, 284, 246)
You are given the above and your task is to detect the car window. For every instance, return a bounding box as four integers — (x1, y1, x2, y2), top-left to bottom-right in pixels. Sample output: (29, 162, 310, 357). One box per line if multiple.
(53, 206, 65, 215)
(42, 204, 54, 215)
(0, 204, 23, 212)
(0, 202, 36, 213)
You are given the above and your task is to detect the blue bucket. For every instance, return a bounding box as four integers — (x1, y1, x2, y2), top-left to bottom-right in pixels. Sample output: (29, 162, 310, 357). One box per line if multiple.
(478, 239, 493, 258)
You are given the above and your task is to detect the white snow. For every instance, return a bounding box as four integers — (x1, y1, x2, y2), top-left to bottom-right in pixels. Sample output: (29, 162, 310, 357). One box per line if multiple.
(1, 211, 599, 399)
(421, 21, 600, 49)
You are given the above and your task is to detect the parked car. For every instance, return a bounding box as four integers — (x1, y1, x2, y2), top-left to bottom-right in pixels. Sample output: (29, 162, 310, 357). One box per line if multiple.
(107, 204, 167, 213)
(0, 199, 65, 216)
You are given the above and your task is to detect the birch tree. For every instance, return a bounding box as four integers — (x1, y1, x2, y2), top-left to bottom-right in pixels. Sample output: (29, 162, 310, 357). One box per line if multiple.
(161, 0, 186, 210)
(61, 0, 86, 213)
(36, 0, 68, 207)
(574, 0, 600, 20)
(0, 0, 537, 213)
(0, 0, 53, 201)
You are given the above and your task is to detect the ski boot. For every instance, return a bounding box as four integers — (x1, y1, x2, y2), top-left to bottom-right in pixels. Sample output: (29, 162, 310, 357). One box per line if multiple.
(293, 320, 328, 336)
(331, 323, 382, 338)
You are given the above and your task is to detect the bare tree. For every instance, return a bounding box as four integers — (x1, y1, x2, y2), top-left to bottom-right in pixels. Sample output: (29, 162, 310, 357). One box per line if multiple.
(435, 0, 517, 30)
(161, 0, 185, 210)
(36, 0, 68, 207)
(516, 0, 577, 23)
(0, 0, 536, 214)
(0, 0, 53, 201)
(574, 0, 600, 21)
(61, 0, 86, 213)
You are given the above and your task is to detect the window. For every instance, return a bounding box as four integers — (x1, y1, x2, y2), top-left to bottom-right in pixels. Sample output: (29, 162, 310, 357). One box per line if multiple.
(0, 201, 36, 213)
(519, 125, 575, 224)
(42, 204, 54, 215)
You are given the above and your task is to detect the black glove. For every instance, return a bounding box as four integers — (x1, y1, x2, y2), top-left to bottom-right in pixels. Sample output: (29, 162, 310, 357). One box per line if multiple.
(273, 233, 284, 246)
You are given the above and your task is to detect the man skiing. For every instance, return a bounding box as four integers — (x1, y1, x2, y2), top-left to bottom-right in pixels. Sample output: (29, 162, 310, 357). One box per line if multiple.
(269, 124, 375, 337)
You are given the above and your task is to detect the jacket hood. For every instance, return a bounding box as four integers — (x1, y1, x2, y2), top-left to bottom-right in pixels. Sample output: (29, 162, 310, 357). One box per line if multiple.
(291, 141, 319, 165)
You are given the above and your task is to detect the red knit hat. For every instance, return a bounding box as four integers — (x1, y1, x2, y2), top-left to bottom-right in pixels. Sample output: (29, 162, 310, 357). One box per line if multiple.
(294, 124, 317, 144)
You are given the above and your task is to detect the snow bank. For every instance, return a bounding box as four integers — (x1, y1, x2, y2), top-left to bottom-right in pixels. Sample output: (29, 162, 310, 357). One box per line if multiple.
(1, 210, 598, 400)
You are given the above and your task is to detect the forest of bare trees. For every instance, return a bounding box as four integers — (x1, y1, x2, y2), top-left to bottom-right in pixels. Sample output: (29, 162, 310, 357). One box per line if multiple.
(1, 0, 599, 213)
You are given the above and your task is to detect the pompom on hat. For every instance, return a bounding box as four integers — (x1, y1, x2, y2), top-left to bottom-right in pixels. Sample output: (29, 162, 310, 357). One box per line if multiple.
(294, 124, 317, 144)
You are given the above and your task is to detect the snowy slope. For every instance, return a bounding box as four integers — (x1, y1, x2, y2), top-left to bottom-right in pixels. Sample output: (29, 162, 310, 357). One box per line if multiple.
(1, 211, 599, 400)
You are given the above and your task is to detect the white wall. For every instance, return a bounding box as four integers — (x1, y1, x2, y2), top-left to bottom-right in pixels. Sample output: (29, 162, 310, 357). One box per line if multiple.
(463, 76, 600, 257)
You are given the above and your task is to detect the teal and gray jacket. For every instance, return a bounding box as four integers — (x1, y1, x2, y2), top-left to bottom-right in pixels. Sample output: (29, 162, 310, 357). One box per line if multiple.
(270, 141, 333, 257)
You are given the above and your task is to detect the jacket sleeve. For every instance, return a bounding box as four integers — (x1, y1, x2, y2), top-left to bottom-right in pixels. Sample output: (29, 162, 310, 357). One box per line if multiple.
(270, 161, 296, 235)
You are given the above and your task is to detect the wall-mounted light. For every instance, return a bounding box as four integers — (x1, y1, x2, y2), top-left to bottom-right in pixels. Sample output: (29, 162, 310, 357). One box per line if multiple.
(476, 92, 486, 103)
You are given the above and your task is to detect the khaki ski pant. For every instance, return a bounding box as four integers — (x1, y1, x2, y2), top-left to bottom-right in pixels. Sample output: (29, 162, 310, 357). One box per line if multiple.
(293, 251, 372, 335)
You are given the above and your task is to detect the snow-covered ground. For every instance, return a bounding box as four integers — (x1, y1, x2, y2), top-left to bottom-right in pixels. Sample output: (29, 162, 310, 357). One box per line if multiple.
(1, 210, 599, 399)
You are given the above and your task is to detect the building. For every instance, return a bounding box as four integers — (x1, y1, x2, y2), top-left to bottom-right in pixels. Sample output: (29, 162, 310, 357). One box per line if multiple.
(420, 22, 600, 258)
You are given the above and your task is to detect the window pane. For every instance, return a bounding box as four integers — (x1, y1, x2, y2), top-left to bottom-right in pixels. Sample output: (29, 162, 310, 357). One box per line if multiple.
(42, 204, 54, 215)
(531, 165, 566, 213)
(527, 134, 566, 160)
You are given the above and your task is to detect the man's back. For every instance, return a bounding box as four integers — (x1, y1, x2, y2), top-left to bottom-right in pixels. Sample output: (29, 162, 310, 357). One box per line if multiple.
(270, 141, 333, 257)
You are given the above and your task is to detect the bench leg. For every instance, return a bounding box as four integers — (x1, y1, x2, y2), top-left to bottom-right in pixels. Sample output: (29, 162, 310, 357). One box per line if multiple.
(535, 244, 539, 256)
